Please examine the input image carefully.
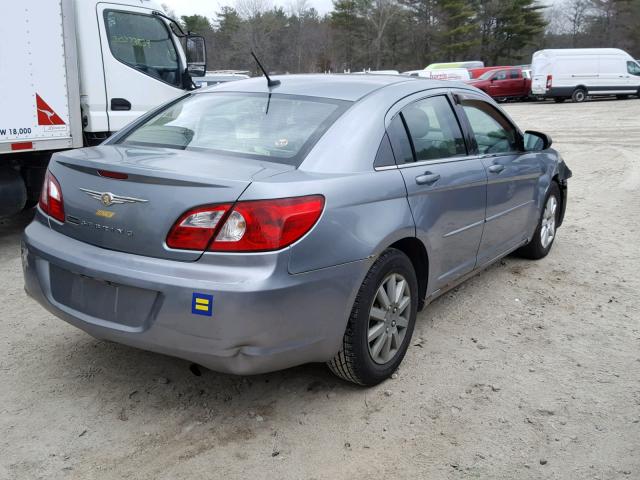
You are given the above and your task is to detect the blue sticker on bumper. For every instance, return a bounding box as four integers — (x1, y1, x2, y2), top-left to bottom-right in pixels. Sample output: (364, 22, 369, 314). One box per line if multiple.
(192, 293, 213, 316)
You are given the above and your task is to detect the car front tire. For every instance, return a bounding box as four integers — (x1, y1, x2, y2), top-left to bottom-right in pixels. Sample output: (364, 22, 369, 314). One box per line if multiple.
(328, 248, 418, 386)
(516, 182, 562, 260)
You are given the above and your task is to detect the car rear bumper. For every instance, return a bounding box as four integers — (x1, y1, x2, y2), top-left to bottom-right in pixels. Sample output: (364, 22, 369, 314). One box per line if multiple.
(22, 221, 369, 375)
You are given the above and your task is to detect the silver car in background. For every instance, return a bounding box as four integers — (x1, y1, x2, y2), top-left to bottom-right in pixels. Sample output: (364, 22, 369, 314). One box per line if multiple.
(23, 75, 571, 385)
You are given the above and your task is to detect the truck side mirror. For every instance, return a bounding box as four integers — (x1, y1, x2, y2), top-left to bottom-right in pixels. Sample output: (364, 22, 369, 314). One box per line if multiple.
(186, 35, 206, 77)
(524, 130, 552, 151)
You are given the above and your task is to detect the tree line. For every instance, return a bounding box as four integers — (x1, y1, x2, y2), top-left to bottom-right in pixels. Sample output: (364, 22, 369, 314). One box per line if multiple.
(163, 0, 640, 75)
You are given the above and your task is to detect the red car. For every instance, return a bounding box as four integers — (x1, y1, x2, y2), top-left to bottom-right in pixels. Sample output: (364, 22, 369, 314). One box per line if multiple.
(466, 67, 532, 101)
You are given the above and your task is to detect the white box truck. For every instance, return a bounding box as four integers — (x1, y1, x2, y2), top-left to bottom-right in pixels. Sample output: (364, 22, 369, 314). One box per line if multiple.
(531, 48, 640, 103)
(0, 0, 206, 217)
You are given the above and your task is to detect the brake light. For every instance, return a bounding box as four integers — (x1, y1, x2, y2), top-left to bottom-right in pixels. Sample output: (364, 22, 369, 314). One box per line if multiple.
(38, 170, 65, 222)
(166, 195, 325, 252)
(546, 74, 552, 89)
(98, 169, 128, 180)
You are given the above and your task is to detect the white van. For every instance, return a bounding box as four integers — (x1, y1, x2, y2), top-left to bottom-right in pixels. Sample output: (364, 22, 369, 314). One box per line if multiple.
(531, 48, 640, 102)
(403, 68, 471, 82)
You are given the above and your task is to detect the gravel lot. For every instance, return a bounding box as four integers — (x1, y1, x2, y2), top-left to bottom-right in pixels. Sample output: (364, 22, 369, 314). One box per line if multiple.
(1, 99, 639, 480)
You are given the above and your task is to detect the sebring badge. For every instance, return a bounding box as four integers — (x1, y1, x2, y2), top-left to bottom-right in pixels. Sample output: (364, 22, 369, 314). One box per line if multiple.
(79, 188, 148, 207)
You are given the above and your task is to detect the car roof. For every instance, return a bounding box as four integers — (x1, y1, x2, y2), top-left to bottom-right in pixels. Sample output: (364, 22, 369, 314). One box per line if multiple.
(196, 73, 454, 102)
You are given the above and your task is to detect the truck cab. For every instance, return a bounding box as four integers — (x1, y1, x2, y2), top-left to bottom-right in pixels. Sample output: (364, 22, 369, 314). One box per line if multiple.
(466, 67, 531, 101)
(75, 1, 205, 140)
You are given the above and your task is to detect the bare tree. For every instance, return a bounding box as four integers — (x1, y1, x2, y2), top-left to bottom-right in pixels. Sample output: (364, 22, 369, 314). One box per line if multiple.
(566, 0, 592, 46)
(235, 0, 273, 19)
(362, 0, 400, 69)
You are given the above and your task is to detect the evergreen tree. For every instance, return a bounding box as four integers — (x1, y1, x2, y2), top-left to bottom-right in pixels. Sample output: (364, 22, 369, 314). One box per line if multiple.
(435, 0, 478, 61)
(474, 0, 546, 64)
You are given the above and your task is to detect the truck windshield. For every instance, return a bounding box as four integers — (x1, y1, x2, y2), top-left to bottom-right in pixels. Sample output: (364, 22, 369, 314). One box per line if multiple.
(104, 10, 181, 88)
(117, 92, 351, 166)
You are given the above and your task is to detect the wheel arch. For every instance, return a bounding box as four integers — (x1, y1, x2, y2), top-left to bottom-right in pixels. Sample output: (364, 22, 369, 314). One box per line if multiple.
(388, 237, 429, 311)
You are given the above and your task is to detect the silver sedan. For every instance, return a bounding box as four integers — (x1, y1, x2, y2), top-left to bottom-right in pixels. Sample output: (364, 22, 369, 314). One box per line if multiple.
(23, 74, 571, 385)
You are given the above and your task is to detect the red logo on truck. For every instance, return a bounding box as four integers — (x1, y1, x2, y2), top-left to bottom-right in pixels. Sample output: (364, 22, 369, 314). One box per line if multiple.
(36, 94, 65, 126)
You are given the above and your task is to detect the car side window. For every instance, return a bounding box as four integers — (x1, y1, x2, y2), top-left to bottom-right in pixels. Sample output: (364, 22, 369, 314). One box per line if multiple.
(461, 99, 519, 154)
(400, 96, 467, 162)
(628, 61, 640, 76)
(387, 114, 414, 164)
(510, 69, 520, 79)
(494, 70, 507, 81)
(374, 133, 397, 168)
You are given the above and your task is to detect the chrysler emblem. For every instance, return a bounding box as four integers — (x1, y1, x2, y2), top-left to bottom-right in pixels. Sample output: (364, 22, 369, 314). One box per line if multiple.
(101, 192, 114, 206)
(80, 188, 148, 206)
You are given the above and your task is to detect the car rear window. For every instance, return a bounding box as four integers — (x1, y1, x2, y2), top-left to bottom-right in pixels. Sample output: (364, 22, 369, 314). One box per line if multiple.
(118, 92, 351, 166)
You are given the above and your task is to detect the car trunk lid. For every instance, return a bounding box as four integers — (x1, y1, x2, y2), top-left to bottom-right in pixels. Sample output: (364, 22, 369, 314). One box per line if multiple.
(47, 145, 293, 261)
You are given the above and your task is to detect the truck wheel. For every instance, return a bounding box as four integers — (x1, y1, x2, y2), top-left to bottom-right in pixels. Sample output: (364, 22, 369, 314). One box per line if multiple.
(0, 167, 27, 218)
(21, 166, 46, 211)
(553, 97, 566, 103)
(328, 248, 418, 386)
(572, 88, 587, 103)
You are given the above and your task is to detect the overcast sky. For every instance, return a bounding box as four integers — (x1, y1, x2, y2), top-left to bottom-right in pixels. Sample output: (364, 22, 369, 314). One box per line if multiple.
(162, 0, 336, 19)
(162, 0, 558, 19)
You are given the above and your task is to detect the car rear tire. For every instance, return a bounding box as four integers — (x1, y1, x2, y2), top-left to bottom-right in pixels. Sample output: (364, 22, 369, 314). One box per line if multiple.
(327, 248, 418, 386)
(572, 88, 587, 103)
(516, 182, 561, 260)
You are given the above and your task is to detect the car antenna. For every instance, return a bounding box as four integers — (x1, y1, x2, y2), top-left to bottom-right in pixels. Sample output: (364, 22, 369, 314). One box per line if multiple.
(251, 51, 280, 88)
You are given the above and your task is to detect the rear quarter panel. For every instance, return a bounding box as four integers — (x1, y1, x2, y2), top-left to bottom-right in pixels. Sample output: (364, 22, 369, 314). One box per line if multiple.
(238, 169, 415, 274)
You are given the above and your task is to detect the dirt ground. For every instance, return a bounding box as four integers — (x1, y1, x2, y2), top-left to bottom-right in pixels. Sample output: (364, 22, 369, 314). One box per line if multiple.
(1, 99, 639, 480)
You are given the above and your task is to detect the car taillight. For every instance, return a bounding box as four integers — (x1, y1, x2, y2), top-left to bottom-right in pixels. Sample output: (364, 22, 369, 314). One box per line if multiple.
(546, 74, 552, 89)
(166, 195, 325, 252)
(38, 170, 65, 222)
(166, 204, 231, 250)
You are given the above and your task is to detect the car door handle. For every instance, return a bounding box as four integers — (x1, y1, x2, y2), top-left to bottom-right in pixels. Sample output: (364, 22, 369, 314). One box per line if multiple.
(415, 172, 441, 185)
(488, 164, 505, 174)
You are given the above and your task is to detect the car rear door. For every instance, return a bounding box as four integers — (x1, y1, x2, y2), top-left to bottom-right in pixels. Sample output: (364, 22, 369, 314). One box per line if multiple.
(96, 4, 187, 132)
(387, 93, 487, 290)
(455, 93, 541, 266)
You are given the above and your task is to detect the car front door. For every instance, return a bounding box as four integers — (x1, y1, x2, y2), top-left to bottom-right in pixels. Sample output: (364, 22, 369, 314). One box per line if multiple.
(387, 94, 487, 291)
(456, 94, 541, 266)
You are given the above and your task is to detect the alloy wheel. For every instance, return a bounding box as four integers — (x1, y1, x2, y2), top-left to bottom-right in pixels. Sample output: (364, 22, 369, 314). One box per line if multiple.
(540, 195, 557, 249)
(368, 273, 411, 365)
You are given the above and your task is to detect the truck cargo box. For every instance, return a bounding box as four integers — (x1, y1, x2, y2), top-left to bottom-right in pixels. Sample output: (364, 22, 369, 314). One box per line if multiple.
(0, 0, 82, 154)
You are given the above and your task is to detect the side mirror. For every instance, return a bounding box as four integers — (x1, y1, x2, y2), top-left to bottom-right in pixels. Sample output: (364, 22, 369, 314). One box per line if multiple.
(524, 130, 553, 151)
(186, 35, 206, 77)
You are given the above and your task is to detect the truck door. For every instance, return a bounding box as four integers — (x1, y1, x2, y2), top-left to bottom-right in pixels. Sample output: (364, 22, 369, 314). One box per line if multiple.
(627, 61, 640, 90)
(507, 69, 524, 97)
(97, 4, 186, 132)
(487, 70, 509, 97)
